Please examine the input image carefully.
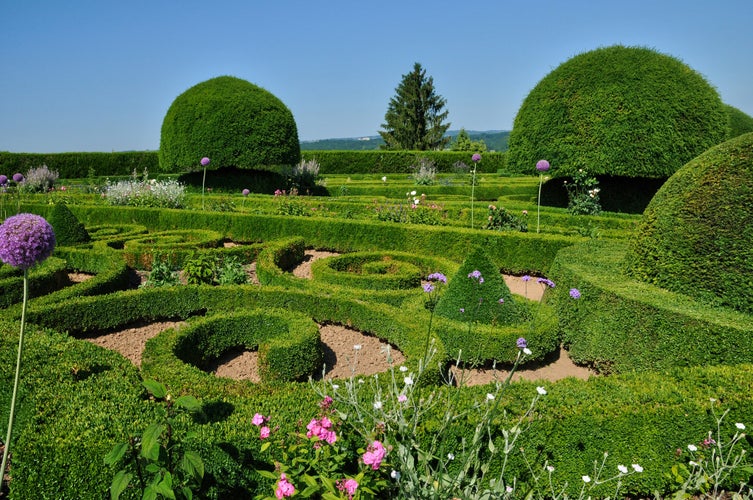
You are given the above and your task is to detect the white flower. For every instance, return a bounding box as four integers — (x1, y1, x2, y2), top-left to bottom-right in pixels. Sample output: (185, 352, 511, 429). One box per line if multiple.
(710, 397, 717, 403)
(332, 384, 339, 390)
(631, 463, 643, 473)
(486, 393, 495, 401)
(689, 460, 698, 467)
(399, 366, 408, 372)
(447, 453, 455, 460)
(391, 470, 401, 480)
(506, 486, 513, 493)
(358, 379, 364, 384)
(546, 465, 555, 473)
(617, 464, 628, 474)
(735, 423, 746, 430)
(536, 386, 547, 395)
(523, 348, 532, 355)
(353, 344, 362, 351)
(382, 176, 387, 182)
(373, 401, 382, 410)
(582, 475, 591, 483)
(410, 190, 416, 196)
(688, 444, 698, 452)
(413, 198, 420, 205)
(404, 376, 413, 386)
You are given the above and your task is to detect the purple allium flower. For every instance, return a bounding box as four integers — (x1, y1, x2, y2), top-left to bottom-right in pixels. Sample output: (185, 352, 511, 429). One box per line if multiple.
(537, 277, 555, 288)
(12, 173, 24, 183)
(0, 213, 56, 270)
(427, 272, 447, 283)
(242, 188, 250, 196)
(536, 160, 550, 172)
(569, 288, 581, 299)
(521, 275, 531, 282)
(498, 298, 504, 304)
(200, 157, 211, 167)
(423, 283, 434, 293)
(0, 175, 7, 186)
(468, 269, 483, 281)
(459, 308, 465, 313)
(517, 337, 528, 349)
(472, 153, 482, 163)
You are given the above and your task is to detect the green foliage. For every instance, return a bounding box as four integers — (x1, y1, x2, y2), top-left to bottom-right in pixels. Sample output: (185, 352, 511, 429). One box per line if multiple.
(450, 128, 488, 153)
(182, 253, 216, 285)
(21, 164, 59, 193)
(507, 45, 728, 178)
(0, 151, 159, 179)
(563, 169, 602, 215)
(159, 76, 300, 173)
(483, 204, 528, 232)
(300, 150, 504, 174)
(105, 380, 204, 500)
(433, 247, 524, 326)
(625, 132, 753, 314)
(724, 103, 753, 139)
(48, 202, 91, 246)
(141, 259, 180, 288)
(410, 156, 437, 185)
(379, 63, 451, 151)
(549, 240, 753, 373)
(216, 256, 249, 285)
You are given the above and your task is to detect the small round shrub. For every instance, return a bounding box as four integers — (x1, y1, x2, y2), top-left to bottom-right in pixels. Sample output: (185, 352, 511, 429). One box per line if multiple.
(625, 132, 753, 314)
(507, 45, 728, 178)
(159, 76, 300, 172)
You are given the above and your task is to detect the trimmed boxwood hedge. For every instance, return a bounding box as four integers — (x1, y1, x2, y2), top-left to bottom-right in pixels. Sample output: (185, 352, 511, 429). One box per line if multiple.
(548, 240, 753, 373)
(173, 309, 322, 382)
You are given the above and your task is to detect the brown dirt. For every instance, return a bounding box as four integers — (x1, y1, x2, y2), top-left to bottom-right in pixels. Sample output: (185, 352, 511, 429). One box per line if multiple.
(81, 249, 594, 385)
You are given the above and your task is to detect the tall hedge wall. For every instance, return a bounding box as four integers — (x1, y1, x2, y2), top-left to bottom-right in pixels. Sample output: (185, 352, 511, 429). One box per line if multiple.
(0, 151, 158, 179)
(301, 150, 505, 174)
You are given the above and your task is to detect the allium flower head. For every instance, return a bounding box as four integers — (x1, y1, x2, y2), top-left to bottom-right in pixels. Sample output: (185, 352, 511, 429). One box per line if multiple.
(12, 173, 24, 183)
(427, 272, 447, 283)
(569, 288, 581, 299)
(242, 188, 250, 196)
(472, 153, 482, 163)
(0, 213, 56, 270)
(423, 283, 434, 293)
(200, 157, 211, 166)
(536, 160, 550, 172)
(0, 175, 7, 186)
(468, 269, 483, 281)
(517, 337, 528, 349)
(521, 275, 531, 282)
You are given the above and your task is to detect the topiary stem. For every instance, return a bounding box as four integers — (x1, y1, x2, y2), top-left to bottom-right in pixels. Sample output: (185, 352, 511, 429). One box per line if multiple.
(1, 269, 29, 487)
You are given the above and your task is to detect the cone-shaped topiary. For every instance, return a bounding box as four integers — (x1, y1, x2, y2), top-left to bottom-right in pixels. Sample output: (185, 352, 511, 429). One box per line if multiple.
(624, 132, 753, 314)
(47, 203, 90, 246)
(507, 45, 728, 178)
(159, 76, 300, 172)
(433, 247, 523, 325)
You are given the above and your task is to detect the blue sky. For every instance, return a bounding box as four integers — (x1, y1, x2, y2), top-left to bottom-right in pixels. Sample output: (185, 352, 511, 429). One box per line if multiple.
(2, 0, 751, 152)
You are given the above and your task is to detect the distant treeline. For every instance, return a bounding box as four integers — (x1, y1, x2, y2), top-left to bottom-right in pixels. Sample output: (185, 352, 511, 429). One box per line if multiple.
(301, 130, 510, 152)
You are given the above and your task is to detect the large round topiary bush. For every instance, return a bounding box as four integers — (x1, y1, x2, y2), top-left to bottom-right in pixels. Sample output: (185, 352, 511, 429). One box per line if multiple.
(624, 132, 753, 314)
(507, 45, 728, 178)
(159, 76, 301, 172)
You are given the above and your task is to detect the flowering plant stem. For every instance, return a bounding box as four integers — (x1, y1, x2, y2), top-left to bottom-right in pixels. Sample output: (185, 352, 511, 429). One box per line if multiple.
(201, 167, 207, 211)
(470, 164, 477, 229)
(1, 270, 29, 484)
(536, 173, 544, 233)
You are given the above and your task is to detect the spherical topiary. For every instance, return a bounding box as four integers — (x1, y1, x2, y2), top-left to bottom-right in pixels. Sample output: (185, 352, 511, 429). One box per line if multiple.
(624, 132, 753, 314)
(724, 104, 753, 139)
(159, 76, 301, 172)
(48, 203, 90, 246)
(507, 45, 728, 178)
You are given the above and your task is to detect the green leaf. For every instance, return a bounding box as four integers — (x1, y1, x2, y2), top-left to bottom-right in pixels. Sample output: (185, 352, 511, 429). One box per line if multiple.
(140, 423, 165, 461)
(256, 470, 278, 480)
(145, 463, 161, 474)
(142, 485, 158, 500)
(180, 486, 193, 500)
(143, 380, 167, 399)
(110, 470, 132, 500)
(155, 472, 176, 499)
(180, 451, 205, 482)
(104, 442, 129, 466)
(260, 441, 271, 453)
(300, 485, 319, 498)
(175, 395, 201, 412)
(302, 474, 318, 488)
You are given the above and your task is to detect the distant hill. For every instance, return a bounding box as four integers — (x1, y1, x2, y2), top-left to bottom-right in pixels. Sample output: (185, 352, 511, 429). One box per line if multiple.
(300, 130, 510, 152)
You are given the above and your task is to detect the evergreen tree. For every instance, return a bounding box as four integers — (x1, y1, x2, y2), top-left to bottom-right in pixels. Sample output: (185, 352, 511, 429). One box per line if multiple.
(379, 63, 451, 150)
(450, 128, 488, 153)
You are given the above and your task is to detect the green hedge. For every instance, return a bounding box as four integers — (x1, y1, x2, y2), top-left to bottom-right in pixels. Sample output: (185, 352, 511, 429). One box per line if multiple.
(173, 309, 322, 382)
(301, 150, 505, 174)
(0, 257, 69, 308)
(548, 240, 753, 373)
(120, 229, 225, 269)
(0, 151, 158, 179)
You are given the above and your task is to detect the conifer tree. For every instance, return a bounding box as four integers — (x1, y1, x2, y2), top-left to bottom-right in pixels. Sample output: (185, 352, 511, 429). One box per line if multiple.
(379, 63, 451, 150)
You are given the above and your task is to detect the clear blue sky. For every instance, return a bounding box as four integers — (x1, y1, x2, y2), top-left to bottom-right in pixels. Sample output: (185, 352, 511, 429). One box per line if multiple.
(2, 0, 751, 152)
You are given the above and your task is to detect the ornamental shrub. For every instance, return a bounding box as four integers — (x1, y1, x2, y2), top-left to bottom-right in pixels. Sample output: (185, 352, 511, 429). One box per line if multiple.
(433, 247, 524, 326)
(159, 76, 300, 173)
(724, 104, 753, 139)
(47, 203, 90, 246)
(624, 132, 753, 314)
(507, 45, 728, 178)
